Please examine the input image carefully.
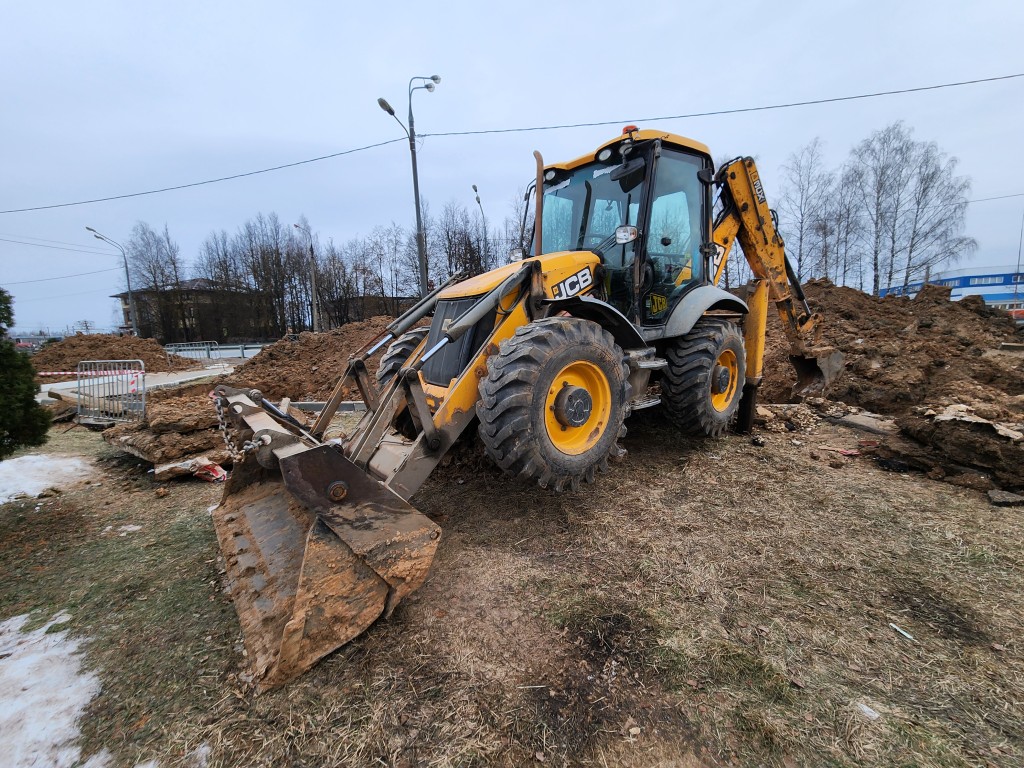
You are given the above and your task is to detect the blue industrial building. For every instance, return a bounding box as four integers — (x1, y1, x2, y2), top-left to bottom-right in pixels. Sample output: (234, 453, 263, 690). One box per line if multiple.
(878, 265, 1024, 310)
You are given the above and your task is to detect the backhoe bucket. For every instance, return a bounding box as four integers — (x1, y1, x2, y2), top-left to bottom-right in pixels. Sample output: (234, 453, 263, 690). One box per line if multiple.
(213, 444, 440, 691)
(789, 349, 845, 398)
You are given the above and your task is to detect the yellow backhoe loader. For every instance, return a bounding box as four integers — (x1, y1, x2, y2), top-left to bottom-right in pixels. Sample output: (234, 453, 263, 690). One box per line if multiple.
(212, 127, 843, 690)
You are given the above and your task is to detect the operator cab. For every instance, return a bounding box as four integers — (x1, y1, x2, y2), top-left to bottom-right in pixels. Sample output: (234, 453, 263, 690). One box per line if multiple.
(531, 127, 714, 325)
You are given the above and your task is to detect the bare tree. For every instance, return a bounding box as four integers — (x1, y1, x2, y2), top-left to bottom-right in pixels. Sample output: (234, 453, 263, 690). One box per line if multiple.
(778, 139, 832, 281)
(847, 122, 974, 294)
(818, 164, 863, 287)
(847, 123, 915, 296)
(898, 141, 976, 287)
(126, 222, 186, 339)
(437, 201, 485, 279)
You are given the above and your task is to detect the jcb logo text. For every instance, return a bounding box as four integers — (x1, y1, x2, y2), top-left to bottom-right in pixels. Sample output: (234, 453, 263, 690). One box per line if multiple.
(551, 267, 594, 300)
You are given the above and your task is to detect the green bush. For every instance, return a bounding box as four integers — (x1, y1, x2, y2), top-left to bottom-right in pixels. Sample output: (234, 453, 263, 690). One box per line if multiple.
(0, 289, 50, 459)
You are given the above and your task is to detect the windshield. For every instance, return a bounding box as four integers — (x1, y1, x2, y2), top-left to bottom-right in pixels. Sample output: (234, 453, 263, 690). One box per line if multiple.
(540, 159, 644, 259)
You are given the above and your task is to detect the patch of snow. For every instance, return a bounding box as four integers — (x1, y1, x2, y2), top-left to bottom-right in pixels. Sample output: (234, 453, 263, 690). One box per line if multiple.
(0, 455, 91, 504)
(186, 743, 211, 767)
(0, 611, 106, 767)
(101, 524, 143, 537)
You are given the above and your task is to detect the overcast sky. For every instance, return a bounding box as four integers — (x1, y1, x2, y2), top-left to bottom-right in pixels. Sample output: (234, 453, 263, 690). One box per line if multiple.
(2, 0, 1022, 333)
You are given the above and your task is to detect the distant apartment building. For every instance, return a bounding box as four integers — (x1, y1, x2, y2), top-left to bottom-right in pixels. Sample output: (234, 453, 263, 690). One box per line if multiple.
(112, 278, 277, 343)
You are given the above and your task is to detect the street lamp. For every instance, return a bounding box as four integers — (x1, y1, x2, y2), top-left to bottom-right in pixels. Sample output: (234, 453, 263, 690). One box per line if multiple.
(378, 74, 441, 298)
(294, 223, 320, 332)
(86, 226, 138, 336)
(472, 184, 488, 269)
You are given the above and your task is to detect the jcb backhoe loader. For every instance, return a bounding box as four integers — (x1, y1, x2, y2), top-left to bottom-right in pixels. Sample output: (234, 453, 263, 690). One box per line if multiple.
(212, 127, 843, 690)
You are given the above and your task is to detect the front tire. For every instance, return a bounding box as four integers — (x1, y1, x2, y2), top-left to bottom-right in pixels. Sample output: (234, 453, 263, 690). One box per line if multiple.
(477, 318, 629, 492)
(662, 317, 746, 437)
(376, 327, 429, 389)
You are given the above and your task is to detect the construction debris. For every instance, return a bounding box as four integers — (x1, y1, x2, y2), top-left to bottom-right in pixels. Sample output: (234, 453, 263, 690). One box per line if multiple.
(154, 455, 227, 482)
(102, 382, 229, 475)
(987, 489, 1024, 507)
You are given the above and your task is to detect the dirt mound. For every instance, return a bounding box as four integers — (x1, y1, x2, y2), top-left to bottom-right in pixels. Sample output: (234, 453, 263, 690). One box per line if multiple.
(230, 316, 396, 401)
(99, 316, 404, 479)
(759, 281, 1024, 489)
(761, 280, 1024, 419)
(33, 335, 200, 382)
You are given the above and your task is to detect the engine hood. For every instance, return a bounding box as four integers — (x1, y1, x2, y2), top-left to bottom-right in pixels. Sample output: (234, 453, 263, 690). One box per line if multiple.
(438, 251, 602, 301)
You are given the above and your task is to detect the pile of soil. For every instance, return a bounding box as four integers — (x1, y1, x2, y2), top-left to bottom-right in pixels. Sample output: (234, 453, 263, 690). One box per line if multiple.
(760, 280, 1024, 489)
(230, 316, 396, 401)
(33, 335, 201, 382)
(761, 281, 1024, 419)
(100, 318, 402, 478)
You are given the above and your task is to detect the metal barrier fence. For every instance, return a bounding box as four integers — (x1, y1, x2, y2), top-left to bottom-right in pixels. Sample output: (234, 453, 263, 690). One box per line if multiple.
(166, 341, 220, 361)
(75, 360, 146, 426)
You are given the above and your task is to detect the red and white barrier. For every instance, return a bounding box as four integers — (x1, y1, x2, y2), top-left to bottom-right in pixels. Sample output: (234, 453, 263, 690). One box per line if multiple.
(37, 370, 148, 376)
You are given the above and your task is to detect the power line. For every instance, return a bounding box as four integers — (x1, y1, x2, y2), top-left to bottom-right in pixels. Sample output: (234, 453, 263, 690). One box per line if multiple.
(0, 73, 1019, 216)
(2, 267, 122, 286)
(0, 232, 120, 250)
(422, 73, 1024, 138)
(0, 137, 406, 215)
(12, 288, 117, 302)
(966, 192, 1024, 205)
(0, 236, 118, 255)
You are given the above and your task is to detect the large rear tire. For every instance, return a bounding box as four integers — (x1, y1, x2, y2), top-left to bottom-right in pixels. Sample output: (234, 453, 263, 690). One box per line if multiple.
(662, 317, 746, 437)
(477, 317, 629, 492)
(376, 327, 429, 388)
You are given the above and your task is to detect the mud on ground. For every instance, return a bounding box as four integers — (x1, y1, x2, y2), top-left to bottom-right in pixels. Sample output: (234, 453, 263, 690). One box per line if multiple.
(761, 280, 1024, 420)
(4, 417, 1022, 767)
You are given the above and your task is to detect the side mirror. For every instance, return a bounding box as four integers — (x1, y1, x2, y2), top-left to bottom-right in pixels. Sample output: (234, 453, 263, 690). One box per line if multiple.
(615, 226, 638, 245)
(697, 167, 715, 186)
(509, 248, 524, 262)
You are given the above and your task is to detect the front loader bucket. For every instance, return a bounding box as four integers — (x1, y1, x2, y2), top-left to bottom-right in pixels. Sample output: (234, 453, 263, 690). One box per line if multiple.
(789, 349, 845, 398)
(213, 445, 441, 691)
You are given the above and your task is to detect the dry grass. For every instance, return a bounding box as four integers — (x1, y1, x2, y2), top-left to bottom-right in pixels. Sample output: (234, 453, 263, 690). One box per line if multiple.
(1, 414, 1022, 766)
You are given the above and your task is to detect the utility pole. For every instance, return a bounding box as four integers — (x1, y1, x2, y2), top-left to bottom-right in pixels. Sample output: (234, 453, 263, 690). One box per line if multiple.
(1014, 207, 1024, 309)
(294, 224, 320, 332)
(86, 227, 138, 335)
(378, 74, 441, 298)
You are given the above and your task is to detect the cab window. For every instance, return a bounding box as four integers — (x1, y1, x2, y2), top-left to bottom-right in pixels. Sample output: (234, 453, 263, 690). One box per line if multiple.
(644, 150, 706, 322)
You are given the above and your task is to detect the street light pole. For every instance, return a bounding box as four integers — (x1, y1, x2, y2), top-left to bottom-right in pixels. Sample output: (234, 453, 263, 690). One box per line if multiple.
(86, 226, 138, 336)
(294, 224, 320, 332)
(473, 184, 488, 269)
(378, 74, 441, 298)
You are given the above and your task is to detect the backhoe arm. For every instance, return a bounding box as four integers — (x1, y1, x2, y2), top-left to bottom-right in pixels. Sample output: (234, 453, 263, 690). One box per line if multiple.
(710, 157, 843, 411)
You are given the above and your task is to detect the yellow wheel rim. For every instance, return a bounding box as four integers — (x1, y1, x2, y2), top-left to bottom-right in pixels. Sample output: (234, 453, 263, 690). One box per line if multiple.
(710, 348, 739, 412)
(544, 360, 612, 456)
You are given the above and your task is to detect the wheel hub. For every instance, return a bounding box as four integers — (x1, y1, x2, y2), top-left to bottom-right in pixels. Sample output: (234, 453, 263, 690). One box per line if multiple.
(712, 365, 731, 395)
(553, 384, 593, 428)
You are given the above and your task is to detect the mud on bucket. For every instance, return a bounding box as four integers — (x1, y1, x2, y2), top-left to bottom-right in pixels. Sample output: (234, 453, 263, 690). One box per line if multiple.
(789, 349, 844, 398)
(213, 445, 441, 691)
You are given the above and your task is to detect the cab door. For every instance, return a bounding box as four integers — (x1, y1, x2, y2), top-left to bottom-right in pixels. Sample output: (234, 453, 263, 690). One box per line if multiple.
(639, 148, 711, 325)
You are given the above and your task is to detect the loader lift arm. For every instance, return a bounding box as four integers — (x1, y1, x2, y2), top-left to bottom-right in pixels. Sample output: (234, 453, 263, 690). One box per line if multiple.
(710, 157, 844, 428)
